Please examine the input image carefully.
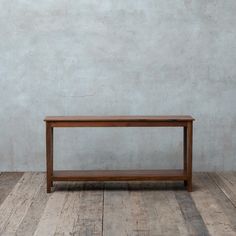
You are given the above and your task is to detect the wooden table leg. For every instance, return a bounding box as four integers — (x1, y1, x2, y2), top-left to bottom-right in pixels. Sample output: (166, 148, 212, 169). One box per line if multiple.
(186, 121, 193, 192)
(183, 127, 187, 186)
(46, 122, 53, 193)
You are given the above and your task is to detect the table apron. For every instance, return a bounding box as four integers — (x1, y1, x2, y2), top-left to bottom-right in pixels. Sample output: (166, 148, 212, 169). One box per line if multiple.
(48, 121, 188, 128)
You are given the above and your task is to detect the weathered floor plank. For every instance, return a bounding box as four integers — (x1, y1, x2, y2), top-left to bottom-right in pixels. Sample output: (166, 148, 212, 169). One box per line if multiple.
(15, 175, 49, 236)
(103, 182, 133, 236)
(205, 173, 236, 232)
(33, 187, 68, 236)
(0, 172, 44, 235)
(191, 173, 236, 236)
(129, 189, 161, 236)
(175, 191, 210, 235)
(163, 190, 189, 235)
(149, 184, 185, 236)
(103, 182, 189, 236)
(54, 183, 83, 236)
(0, 172, 24, 206)
(71, 183, 104, 236)
(210, 172, 236, 208)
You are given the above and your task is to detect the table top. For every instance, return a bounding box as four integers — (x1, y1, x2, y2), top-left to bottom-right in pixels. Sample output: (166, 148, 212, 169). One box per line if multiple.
(44, 115, 195, 122)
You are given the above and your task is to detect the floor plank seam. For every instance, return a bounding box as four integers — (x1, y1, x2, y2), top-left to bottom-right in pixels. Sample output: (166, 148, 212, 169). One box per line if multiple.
(207, 173, 236, 209)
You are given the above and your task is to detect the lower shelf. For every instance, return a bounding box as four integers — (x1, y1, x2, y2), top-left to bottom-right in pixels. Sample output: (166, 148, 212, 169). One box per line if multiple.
(53, 170, 187, 181)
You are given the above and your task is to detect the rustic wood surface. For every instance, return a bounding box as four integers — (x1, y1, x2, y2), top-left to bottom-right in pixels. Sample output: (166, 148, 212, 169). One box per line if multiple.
(0, 172, 236, 235)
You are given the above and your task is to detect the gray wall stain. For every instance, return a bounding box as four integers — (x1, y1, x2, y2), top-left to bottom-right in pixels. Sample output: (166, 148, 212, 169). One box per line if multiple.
(0, 0, 236, 171)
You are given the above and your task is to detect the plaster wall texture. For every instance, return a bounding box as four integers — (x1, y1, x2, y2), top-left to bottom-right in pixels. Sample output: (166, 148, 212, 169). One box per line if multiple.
(0, 0, 236, 171)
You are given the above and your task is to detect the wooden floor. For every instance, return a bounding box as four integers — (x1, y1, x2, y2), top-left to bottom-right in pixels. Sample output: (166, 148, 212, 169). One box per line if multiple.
(1, 173, 236, 235)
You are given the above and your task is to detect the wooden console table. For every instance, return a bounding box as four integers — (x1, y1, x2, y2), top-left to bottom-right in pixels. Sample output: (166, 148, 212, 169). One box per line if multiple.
(44, 116, 194, 193)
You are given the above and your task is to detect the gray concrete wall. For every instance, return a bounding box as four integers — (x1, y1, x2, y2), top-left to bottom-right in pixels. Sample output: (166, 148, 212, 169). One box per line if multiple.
(0, 0, 236, 171)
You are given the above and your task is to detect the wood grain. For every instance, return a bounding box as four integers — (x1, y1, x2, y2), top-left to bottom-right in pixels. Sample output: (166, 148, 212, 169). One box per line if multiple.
(33, 188, 68, 236)
(191, 173, 236, 235)
(103, 182, 189, 235)
(103, 183, 133, 236)
(174, 191, 210, 235)
(53, 170, 187, 181)
(71, 183, 103, 236)
(129, 189, 158, 236)
(0, 172, 235, 235)
(210, 172, 236, 207)
(205, 173, 236, 232)
(15, 175, 49, 236)
(0, 173, 44, 235)
(0, 172, 23, 205)
(150, 187, 183, 235)
(54, 183, 81, 236)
